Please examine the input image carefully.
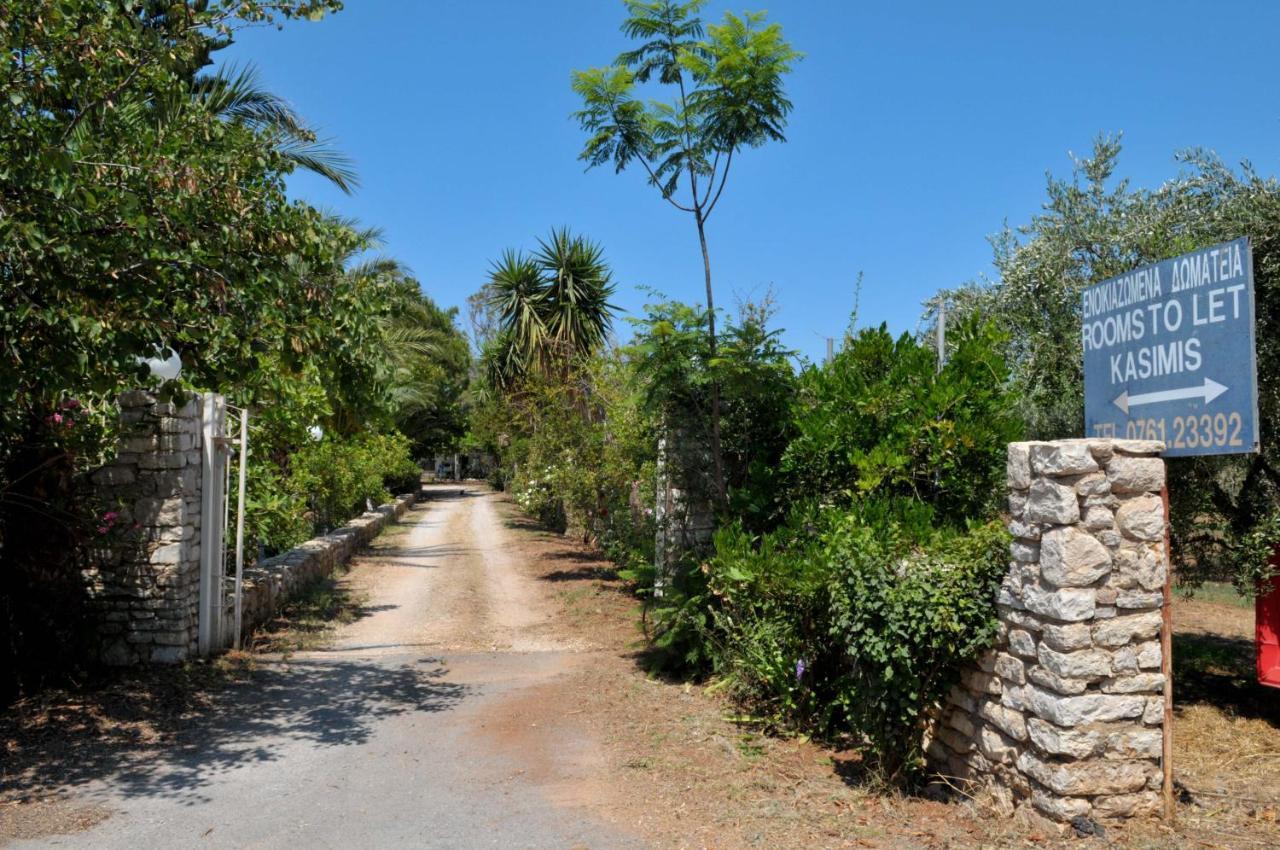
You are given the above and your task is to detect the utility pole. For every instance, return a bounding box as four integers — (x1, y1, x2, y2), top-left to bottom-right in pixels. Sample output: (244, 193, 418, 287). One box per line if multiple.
(826, 337, 835, 365)
(935, 298, 947, 372)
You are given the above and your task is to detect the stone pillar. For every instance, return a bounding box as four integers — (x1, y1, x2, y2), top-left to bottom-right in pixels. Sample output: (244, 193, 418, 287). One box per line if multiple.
(653, 422, 716, 592)
(930, 438, 1168, 822)
(86, 390, 203, 664)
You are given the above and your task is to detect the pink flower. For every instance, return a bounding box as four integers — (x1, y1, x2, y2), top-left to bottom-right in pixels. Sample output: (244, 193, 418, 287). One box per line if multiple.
(63, 399, 81, 409)
(97, 526, 109, 535)
(51, 413, 63, 424)
(103, 511, 119, 523)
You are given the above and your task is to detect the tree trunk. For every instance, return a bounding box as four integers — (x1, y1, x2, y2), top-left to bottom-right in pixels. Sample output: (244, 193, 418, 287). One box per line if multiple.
(695, 213, 728, 508)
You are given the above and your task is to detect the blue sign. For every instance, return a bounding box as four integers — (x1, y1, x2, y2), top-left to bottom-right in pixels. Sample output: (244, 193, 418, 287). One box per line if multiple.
(1082, 237, 1259, 457)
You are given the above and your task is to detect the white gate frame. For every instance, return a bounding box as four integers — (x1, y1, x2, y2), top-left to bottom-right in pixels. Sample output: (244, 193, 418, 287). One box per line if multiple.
(231, 404, 248, 649)
(198, 393, 227, 655)
(197, 393, 249, 655)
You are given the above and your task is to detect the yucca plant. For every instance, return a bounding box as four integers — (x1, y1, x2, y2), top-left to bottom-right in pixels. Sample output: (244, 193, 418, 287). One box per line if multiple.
(484, 229, 618, 388)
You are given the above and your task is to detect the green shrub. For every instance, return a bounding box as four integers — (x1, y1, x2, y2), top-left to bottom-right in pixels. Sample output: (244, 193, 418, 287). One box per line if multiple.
(704, 520, 839, 727)
(288, 432, 418, 533)
(245, 466, 313, 556)
(657, 505, 1007, 785)
(782, 316, 1022, 524)
(625, 308, 1022, 786)
(247, 431, 418, 555)
(826, 516, 1010, 782)
(513, 465, 568, 532)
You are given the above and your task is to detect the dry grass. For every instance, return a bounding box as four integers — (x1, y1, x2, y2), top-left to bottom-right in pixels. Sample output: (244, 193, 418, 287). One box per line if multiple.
(1154, 596, 1280, 848)
(499, 493, 1280, 849)
(247, 568, 372, 654)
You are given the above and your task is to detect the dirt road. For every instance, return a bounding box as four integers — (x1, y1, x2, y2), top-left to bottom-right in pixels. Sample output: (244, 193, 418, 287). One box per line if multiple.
(8, 486, 640, 849)
(11, 486, 1273, 848)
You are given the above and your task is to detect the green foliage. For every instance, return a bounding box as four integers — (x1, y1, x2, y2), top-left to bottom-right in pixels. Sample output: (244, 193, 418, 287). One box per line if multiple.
(493, 352, 656, 553)
(243, 466, 311, 557)
(938, 137, 1280, 593)
(482, 229, 617, 388)
(1225, 510, 1280, 597)
(573, 2, 800, 207)
(621, 305, 1019, 785)
(826, 517, 1010, 782)
(469, 230, 644, 556)
(380, 281, 472, 459)
(643, 506, 1010, 784)
(574, 1, 802, 503)
(627, 298, 798, 531)
(284, 432, 418, 538)
(717, 302, 800, 531)
(0, 1, 472, 701)
(2, 1, 350, 428)
(512, 463, 569, 532)
(243, 430, 418, 557)
(783, 316, 1022, 524)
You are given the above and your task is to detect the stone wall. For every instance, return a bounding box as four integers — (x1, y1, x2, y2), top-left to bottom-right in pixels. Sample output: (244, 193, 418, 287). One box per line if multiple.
(229, 493, 415, 642)
(86, 390, 203, 665)
(929, 438, 1169, 822)
(88, 389, 417, 662)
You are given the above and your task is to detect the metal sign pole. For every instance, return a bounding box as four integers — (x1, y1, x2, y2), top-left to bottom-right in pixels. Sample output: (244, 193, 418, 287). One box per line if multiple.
(233, 407, 248, 650)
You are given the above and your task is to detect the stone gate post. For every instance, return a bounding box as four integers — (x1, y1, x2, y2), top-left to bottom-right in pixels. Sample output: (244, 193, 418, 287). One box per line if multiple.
(86, 390, 204, 664)
(929, 438, 1169, 821)
(653, 421, 716, 593)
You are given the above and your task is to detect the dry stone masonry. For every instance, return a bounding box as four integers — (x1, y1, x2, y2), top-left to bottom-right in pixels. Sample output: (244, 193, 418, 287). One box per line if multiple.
(86, 390, 203, 665)
(929, 438, 1168, 822)
(88, 389, 417, 664)
(232, 493, 415, 639)
(654, 423, 716, 585)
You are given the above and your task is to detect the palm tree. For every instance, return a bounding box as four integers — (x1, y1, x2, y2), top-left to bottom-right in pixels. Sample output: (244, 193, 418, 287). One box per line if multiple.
(171, 64, 359, 192)
(534, 228, 616, 361)
(483, 228, 617, 387)
(486, 250, 547, 385)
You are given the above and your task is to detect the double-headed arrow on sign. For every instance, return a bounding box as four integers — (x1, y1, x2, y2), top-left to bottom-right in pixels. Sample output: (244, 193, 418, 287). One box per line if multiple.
(1112, 377, 1229, 414)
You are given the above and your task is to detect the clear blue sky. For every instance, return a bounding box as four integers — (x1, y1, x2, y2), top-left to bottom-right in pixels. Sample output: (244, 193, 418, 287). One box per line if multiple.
(220, 1, 1280, 362)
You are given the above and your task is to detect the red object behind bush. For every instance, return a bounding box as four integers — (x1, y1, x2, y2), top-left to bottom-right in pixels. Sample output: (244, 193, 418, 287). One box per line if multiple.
(1259, 552, 1280, 689)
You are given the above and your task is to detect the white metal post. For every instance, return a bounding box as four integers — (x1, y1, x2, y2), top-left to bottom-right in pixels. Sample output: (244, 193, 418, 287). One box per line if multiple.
(233, 407, 248, 650)
(198, 393, 227, 656)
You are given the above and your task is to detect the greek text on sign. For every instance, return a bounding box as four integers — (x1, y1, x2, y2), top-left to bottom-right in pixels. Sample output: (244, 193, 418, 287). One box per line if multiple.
(1082, 237, 1259, 457)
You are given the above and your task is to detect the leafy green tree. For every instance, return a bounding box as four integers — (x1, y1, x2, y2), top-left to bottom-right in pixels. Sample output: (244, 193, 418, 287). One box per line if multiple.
(0, 0, 391, 702)
(187, 64, 357, 192)
(627, 297, 797, 532)
(572, 0, 800, 503)
(938, 137, 1280, 593)
(382, 284, 472, 459)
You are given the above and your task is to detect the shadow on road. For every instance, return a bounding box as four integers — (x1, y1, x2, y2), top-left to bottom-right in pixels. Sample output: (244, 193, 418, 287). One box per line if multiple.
(368, 544, 468, 565)
(418, 488, 483, 502)
(1, 657, 468, 806)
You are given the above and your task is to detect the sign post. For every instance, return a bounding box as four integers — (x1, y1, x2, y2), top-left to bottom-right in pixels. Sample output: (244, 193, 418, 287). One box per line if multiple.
(1083, 237, 1258, 454)
(1081, 237, 1260, 824)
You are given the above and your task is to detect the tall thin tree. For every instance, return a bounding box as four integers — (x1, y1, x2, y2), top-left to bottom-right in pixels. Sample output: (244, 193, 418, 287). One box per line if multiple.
(572, 0, 799, 504)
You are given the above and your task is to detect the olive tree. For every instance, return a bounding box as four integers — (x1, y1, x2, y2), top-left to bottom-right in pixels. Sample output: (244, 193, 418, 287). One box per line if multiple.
(937, 136, 1280, 593)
